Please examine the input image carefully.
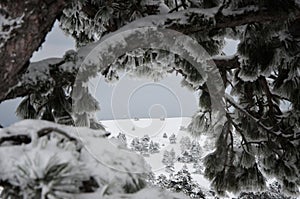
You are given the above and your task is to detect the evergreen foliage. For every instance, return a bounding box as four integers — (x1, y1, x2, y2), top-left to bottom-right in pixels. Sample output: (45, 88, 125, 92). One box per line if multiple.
(162, 149, 176, 173)
(155, 165, 206, 199)
(2, 0, 300, 196)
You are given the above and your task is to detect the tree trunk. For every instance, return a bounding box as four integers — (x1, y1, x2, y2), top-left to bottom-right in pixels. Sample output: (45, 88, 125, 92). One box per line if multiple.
(0, 0, 70, 102)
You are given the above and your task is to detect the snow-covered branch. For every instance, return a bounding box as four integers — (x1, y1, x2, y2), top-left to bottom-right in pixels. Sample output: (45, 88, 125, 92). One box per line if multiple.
(114, 6, 300, 35)
(2, 53, 239, 102)
(225, 94, 297, 141)
(2, 51, 78, 102)
(0, 0, 70, 102)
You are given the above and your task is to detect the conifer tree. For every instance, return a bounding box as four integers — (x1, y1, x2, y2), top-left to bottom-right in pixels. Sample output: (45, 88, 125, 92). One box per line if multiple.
(1, 0, 300, 196)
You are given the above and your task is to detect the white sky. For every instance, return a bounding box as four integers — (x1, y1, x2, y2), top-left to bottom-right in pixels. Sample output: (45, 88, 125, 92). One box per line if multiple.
(0, 21, 238, 127)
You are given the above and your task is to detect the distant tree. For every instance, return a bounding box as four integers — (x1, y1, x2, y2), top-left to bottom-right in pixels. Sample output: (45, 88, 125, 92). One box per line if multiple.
(116, 132, 127, 147)
(178, 150, 193, 163)
(193, 161, 203, 175)
(169, 133, 177, 144)
(169, 165, 206, 199)
(141, 134, 150, 142)
(163, 133, 168, 138)
(162, 149, 176, 173)
(130, 137, 142, 152)
(156, 174, 169, 189)
(170, 148, 176, 162)
(179, 136, 192, 153)
(149, 140, 160, 154)
(190, 140, 202, 163)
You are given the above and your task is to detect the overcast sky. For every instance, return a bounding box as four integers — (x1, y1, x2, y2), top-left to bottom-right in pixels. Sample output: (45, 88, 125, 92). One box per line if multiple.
(0, 21, 239, 127)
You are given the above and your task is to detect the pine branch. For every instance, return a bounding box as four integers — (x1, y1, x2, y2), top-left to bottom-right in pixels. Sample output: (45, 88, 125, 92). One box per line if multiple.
(210, 55, 240, 70)
(259, 76, 281, 121)
(225, 94, 297, 141)
(116, 6, 300, 35)
(2, 57, 78, 103)
(1, 55, 239, 102)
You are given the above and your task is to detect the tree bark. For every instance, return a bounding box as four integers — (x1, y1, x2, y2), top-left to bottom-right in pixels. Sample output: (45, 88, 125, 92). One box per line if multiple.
(0, 0, 70, 102)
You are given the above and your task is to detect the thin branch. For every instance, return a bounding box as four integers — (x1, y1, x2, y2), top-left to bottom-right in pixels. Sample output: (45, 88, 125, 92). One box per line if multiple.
(210, 55, 240, 70)
(225, 94, 285, 138)
(169, 4, 184, 13)
(154, 7, 300, 34)
(36, 127, 78, 142)
(0, 134, 31, 146)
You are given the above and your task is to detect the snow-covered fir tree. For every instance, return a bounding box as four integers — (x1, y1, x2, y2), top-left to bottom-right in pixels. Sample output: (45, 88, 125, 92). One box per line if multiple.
(169, 133, 177, 144)
(141, 136, 150, 153)
(190, 140, 202, 163)
(193, 160, 204, 175)
(116, 132, 127, 147)
(178, 150, 193, 163)
(169, 164, 205, 198)
(130, 137, 142, 152)
(163, 133, 168, 138)
(162, 149, 176, 173)
(149, 140, 160, 154)
(179, 136, 192, 153)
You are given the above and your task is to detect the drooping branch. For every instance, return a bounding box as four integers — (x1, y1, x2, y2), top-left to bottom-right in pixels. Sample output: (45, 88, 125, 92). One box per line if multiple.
(1, 54, 239, 102)
(225, 94, 299, 141)
(1, 2, 299, 102)
(2, 52, 79, 102)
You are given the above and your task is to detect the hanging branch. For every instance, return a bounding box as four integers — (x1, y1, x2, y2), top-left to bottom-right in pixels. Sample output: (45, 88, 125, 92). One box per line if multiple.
(225, 94, 299, 141)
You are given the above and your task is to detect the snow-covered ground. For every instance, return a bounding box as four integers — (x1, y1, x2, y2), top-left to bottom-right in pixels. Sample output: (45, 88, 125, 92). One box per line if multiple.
(101, 117, 212, 190)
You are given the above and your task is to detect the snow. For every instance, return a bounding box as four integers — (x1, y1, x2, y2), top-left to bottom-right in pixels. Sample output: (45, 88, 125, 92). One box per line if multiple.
(212, 54, 236, 61)
(0, 119, 192, 198)
(222, 6, 259, 16)
(104, 187, 189, 199)
(21, 58, 61, 85)
(101, 117, 213, 189)
(74, 187, 189, 199)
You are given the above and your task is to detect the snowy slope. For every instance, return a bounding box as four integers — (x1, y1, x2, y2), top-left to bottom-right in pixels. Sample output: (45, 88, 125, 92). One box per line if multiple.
(101, 117, 212, 190)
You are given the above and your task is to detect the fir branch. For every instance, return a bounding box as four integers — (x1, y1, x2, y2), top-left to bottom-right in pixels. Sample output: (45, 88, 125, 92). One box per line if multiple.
(258, 76, 282, 121)
(225, 94, 290, 140)
(117, 6, 300, 35)
(226, 112, 251, 152)
(2, 55, 239, 102)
